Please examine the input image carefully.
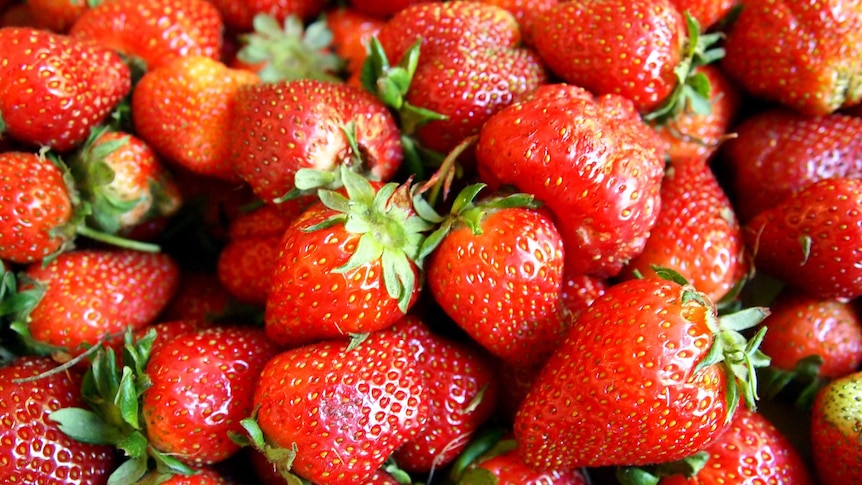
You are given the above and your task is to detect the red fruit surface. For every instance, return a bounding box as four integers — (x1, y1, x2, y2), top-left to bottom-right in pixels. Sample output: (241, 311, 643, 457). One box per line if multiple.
(811, 371, 862, 483)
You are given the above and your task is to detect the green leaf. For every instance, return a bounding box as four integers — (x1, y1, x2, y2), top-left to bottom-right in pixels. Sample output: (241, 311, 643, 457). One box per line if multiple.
(317, 190, 351, 214)
(719, 307, 769, 332)
(458, 468, 498, 485)
(115, 366, 141, 429)
(336, 233, 384, 274)
(151, 448, 197, 476)
(107, 456, 149, 485)
(616, 466, 660, 485)
(294, 168, 337, 192)
(49, 408, 120, 445)
(240, 416, 267, 449)
(116, 431, 148, 459)
(651, 266, 689, 285)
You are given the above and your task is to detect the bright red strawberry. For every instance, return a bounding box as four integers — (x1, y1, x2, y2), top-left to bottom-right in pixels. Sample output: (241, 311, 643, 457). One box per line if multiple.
(264, 169, 429, 348)
(456, 438, 590, 485)
(134, 318, 213, 357)
(0, 27, 131, 152)
(142, 467, 230, 485)
(721, 0, 862, 115)
(514, 274, 769, 470)
(619, 158, 748, 303)
(16, 248, 180, 355)
(744, 177, 862, 301)
(466, 0, 559, 46)
(657, 407, 814, 484)
(560, 271, 608, 321)
(132, 55, 260, 182)
(721, 109, 862, 222)
(70, 0, 223, 71)
(327, 6, 386, 77)
(159, 270, 233, 322)
(230, 79, 403, 205)
(247, 326, 429, 485)
(389, 316, 499, 473)
(475, 83, 665, 278)
(0, 356, 117, 485)
(425, 188, 567, 367)
(811, 371, 862, 483)
(0, 151, 75, 264)
(142, 325, 280, 465)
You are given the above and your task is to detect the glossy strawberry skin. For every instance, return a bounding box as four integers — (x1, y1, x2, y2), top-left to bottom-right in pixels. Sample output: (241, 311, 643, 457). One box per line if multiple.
(0, 27, 131, 152)
(744, 177, 862, 301)
(23, 249, 180, 353)
(468, 446, 589, 485)
(0, 152, 73, 264)
(811, 371, 862, 483)
(426, 205, 567, 367)
(0, 356, 116, 485)
(514, 277, 728, 470)
(253, 327, 428, 485)
(143, 325, 280, 465)
(476, 84, 665, 278)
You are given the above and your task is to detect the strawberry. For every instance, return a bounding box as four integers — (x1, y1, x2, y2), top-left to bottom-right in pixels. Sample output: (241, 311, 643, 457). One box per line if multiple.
(244, 325, 429, 485)
(69, 0, 224, 72)
(208, 0, 328, 33)
(475, 83, 665, 278)
(26, 0, 90, 33)
(721, 0, 862, 116)
(348, 0, 438, 18)
(158, 270, 233, 322)
(744, 177, 862, 301)
(229, 79, 403, 205)
(264, 168, 430, 348)
(141, 468, 230, 484)
(561, 271, 608, 321)
(655, 407, 814, 484)
(0, 27, 131, 152)
(667, 0, 737, 31)
(13, 248, 180, 356)
(619, 158, 748, 303)
(720, 109, 862, 222)
(424, 187, 568, 367)
(455, 437, 590, 485)
(810, 371, 862, 483)
(513, 272, 769, 470)
(132, 55, 260, 182)
(466, 0, 560, 46)
(326, 6, 385, 77)
(0, 356, 117, 485)
(389, 315, 499, 473)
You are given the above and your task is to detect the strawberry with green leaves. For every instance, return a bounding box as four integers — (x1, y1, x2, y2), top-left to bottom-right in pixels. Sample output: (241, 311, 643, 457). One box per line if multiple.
(811, 370, 862, 483)
(475, 83, 665, 278)
(514, 271, 770, 471)
(0, 27, 131, 152)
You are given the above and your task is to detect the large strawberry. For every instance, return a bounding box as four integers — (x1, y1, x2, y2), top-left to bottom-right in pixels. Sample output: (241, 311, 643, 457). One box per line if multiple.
(0, 27, 131, 152)
(0, 356, 117, 485)
(810, 371, 862, 483)
(744, 177, 862, 301)
(722, 0, 862, 115)
(513, 272, 769, 470)
(475, 83, 665, 278)
(244, 325, 429, 485)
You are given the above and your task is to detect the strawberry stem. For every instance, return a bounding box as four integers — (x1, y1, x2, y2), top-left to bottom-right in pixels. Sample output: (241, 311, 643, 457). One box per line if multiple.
(75, 225, 161, 253)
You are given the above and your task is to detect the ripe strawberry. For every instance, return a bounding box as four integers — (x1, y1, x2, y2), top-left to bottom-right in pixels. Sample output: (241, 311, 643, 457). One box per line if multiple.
(264, 168, 430, 348)
(475, 83, 665, 278)
(656, 407, 814, 484)
(722, 0, 862, 115)
(69, 0, 224, 71)
(208, 0, 328, 32)
(132, 55, 260, 182)
(425, 188, 568, 367)
(514, 273, 769, 470)
(327, 6, 385, 77)
(158, 270, 233, 322)
(0, 27, 131, 152)
(456, 438, 590, 485)
(720, 109, 862, 222)
(141, 468, 230, 484)
(619, 158, 748, 303)
(26, 0, 90, 33)
(246, 325, 429, 485)
(744, 177, 862, 301)
(348, 0, 438, 18)
(811, 371, 862, 483)
(389, 316, 499, 472)
(561, 271, 608, 321)
(466, 0, 559, 46)
(0, 356, 117, 485)
(230, 79, 403, 205)
(15, 248, 180, 355)
(667, 0, 736, 31)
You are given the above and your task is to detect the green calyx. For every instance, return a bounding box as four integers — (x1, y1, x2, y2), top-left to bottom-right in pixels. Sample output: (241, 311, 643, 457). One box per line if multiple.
(616, 451, 710, 485)
(238, 13, 344, 83)
(759, 354, 825, 410)
(645, 11, 725, 124)
(232, 417, 304, 485)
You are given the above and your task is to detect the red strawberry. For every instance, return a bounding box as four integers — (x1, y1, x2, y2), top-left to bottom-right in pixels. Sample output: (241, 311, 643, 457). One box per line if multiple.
(159, 270, 233, 322)
(26, 0, 90, 33)
(456, 438, 590, 485)
(70, 0, 223, 71)
(230, 79, 403, 205)
(811, 371, 862, 483)
(425, 188, 568, 367)
(0, 27, 131, 152)
(560, 271, 608, 321)
(142, 468, 230, 484)
(466, 0, 560, 46)
(721, 0, 862, 115)
(744, 177, 862, 301)
(667, 0, 736, 31)
(0, 356, 116, 485)
(475, 83, 665, 278)
(619, 158, 748, 303)
(348, 0, 438, 18)
(246, 325, 429, 485)
(657, 407, 814, 484)
(514, 273, 769, 470)
(326, 6, 385, 77)
(208, 0, 328, 32)
(132, 55, 260, 182)
(720, 109, 862, 223)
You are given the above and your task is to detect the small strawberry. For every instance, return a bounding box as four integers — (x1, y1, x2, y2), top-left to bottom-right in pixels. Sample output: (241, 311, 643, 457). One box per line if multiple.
(326, 6, 385, 77)
(243, 325, 429, 485)
(810, 371, 862, 483)
(0, 356, 117, 485)
(132, 55, 260, 182)
(454, 436, 590, 485)
(26, 0, 91, 33)
(158, 270, 233, 322)
(744, 177, 862, 301)
(514, 271, 769, 470)
(0, 27, 131, 152)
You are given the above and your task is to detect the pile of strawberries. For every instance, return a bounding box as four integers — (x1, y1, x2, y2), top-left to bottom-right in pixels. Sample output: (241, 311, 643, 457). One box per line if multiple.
(0, 0, 861, 484)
